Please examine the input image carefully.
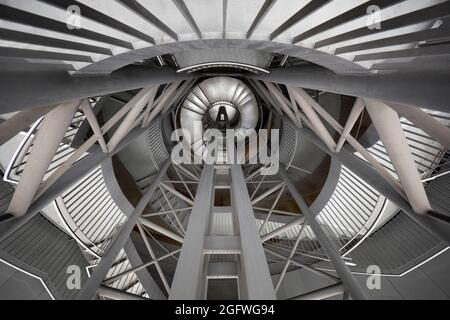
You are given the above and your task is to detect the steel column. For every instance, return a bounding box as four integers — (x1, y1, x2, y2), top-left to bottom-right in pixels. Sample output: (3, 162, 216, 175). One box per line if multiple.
(169, 165, 215, 300)
(388, 103, 450, 148)
(365, 99, 432, 215)
(0, 105, 56, 146)
(7, 101, 80, 217)
(230, 163, 276, 300)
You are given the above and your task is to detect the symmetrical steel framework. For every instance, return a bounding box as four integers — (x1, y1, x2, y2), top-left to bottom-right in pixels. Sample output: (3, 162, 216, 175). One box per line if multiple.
(0, 0, 449, 300)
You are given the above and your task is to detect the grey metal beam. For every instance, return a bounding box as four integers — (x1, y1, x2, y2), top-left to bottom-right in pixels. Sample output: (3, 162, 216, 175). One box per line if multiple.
(0, 47, 93, 63)
(314, 2, 450, 48)
(388, 103, 450, 148)
(172, 0, 202, 39)
(0, 4, 133, 49)
(293, 0, 403, 43)
(103, 249, 181, 286)
(0, 66, 192, 114)
(0, 57, 75, 72)
(261, 216, 306, 243)
(335, 27, 450, 54)
(43, 0, 155, 44)
(296, 124, 450, 246)
(278, 168, 368, 300)
(76, 159, 171, 300)
(371, 56, 450, 71)
(265, 248, 339, 282)
(354, 44, 450, 61)
(170, 165, 215, 300)
(251, 182, 285, 206)
(274, 222, 307, 292)
(230, 163, 276, 300)
(97, 286, 149, 301)
(7, 101, 80, 217)
(0, 105, 55, 146)
(289, 283, 345, 300)
(335, 98, 365, 152)
(72, 96, 110, 149)
(365, 99, 432, 215)
(117, 0, 178, 41)
(246, 0, 277, 39)
(139, 218, 184, 243)
(0, 28, 113, 56)
(122, 238, 166, 300)
(0, 116, 163, 243)
(250, 65, 450, 113)
(137, 223, 171, 295)
(270, 0, 330, 40)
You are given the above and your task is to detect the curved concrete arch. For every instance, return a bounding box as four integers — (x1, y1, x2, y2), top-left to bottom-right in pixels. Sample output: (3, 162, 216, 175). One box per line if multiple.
(310, 158, 342, 216)
(101, 158, 134, 217)
(75, 39, 369, 76)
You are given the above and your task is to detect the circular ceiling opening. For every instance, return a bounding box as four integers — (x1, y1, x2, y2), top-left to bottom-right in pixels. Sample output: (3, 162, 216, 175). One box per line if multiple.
(178, 77, 260, 162)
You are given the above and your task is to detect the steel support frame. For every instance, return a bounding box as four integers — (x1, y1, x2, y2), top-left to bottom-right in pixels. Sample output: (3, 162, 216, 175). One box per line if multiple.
(76, 159, 171, 300)
(230, 163, 276, 300)
(0, 115, 165, 243)
(7, 101, 80, 217)
(278, 168, 368, 300)
(289, 283, 345, 300)
(169, 165, 215, 300)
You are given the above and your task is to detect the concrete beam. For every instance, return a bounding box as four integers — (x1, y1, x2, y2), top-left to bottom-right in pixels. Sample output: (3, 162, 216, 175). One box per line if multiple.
(388, 103, 450, 148)
(0, 105, 56, 146)
(231, 163, 277, 300)
(0, 66, 193, 114)
(76, 160, 171, 300)
(7, 101, 80, 217)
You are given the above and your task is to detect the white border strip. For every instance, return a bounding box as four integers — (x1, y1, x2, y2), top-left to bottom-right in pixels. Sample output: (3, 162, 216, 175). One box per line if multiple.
(0, 257, 55, 300)
(177, 61, 270, 74)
